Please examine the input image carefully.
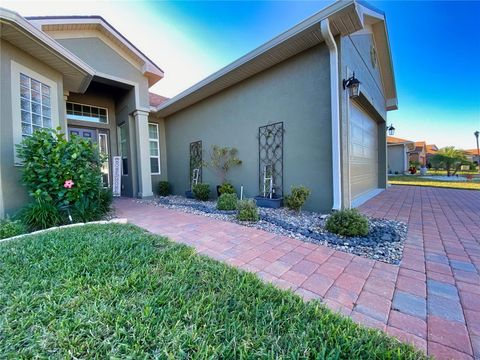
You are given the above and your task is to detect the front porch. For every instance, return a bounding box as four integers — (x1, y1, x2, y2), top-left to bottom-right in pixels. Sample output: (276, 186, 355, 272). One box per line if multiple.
(64, 78, 164, 199)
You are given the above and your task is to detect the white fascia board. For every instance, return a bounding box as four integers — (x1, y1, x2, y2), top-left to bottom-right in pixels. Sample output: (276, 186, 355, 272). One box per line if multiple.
(29, 16, 164, 79)
(155, 0, 358, 114)
(356, 2, 398, 111)
(386, 98, 398, 111)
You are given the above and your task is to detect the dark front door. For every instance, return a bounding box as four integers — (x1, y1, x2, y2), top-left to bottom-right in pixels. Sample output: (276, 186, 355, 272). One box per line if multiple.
(68, 127, 110, 187)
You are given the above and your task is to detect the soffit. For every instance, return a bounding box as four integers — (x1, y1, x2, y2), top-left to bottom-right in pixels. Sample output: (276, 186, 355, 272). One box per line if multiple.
(156, 1, 361, 117)
(0, 9, 93, 92)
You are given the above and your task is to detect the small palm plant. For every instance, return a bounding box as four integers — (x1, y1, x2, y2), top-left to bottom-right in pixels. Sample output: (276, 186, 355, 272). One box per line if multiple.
(431, 147, 470, 176)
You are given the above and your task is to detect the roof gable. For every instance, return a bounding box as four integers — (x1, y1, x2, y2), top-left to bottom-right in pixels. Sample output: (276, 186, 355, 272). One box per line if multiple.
(356, 2, 397, 110)
(27, 16, 163, 87)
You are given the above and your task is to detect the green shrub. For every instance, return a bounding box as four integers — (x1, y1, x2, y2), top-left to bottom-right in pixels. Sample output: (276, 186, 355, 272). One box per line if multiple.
(0, 218, 27, 239)
(98, 188, 113, 215)
(219, 182, 235, 195)
(285, 185, 311, 212)
(16, 128, 103, 207)
(236, 199, 259, 222)
(158, 181, 171, 196)
(193, 183, 210, 201)
(217, 193, 237, 211)
(203, 145, 242, 184)
(325, 209, 369, 237)
(19, 198, 64, 231)
(16, 129, 112, 222)
(70, 196, 103, 223)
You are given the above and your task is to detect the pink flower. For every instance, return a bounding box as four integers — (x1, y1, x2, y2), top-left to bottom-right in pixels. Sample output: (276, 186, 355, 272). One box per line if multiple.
(64, 180, 74, 189)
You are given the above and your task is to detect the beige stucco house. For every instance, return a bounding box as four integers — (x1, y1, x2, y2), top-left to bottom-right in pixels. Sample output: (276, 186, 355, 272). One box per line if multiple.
(464, 149, 480, 165)
(409, 141, 427, 167)
(0, 0, 398, 216)
(0, 8, 168, 217)
(387, 136, 414, 174)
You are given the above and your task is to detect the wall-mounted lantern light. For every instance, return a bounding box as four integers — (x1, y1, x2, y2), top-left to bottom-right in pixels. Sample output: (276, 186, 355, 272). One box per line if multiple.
(343, 72, 361, 98)
(387, 124, 395, 136)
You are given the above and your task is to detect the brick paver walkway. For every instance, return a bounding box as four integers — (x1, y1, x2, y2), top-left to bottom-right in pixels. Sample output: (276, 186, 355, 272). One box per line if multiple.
(115, 186, 480, 359)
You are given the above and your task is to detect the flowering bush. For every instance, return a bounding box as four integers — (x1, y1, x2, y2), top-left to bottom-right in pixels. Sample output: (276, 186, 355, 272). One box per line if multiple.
(15, 128, 112, 230)
(16, 128, 104, 206)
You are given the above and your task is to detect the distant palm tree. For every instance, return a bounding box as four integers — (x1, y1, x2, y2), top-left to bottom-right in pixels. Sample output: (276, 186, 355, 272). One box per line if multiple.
(431, 147, 469, 176)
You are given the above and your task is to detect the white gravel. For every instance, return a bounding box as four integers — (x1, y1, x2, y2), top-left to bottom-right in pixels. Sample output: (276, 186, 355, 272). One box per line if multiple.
(136, 195, 407, 264)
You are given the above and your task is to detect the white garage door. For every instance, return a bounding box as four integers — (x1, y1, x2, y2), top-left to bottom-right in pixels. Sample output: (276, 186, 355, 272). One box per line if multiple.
(349, 103, 378, 202)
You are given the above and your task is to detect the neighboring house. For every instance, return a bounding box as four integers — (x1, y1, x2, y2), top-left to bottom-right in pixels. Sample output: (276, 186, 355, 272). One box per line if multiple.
(0, 0, 398, 216)
(409, 141, 427, 166)
(464, 149, 480, 165)
(387, 136, 414, 174)
(426, 144, 438, 166)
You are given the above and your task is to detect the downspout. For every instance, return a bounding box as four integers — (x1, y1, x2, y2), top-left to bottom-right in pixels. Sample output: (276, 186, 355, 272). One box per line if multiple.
(320, 18, 342, 211)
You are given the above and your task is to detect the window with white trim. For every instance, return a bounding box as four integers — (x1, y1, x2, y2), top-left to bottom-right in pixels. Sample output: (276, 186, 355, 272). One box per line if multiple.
(148, 123, 160, 174)
(119, 124, 128, 175)
(20, 73, 52, 138)
(66, 102, 108, 123)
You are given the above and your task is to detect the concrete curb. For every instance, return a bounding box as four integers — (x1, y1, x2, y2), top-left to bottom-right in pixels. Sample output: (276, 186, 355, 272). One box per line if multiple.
(0, 218, 128, 244)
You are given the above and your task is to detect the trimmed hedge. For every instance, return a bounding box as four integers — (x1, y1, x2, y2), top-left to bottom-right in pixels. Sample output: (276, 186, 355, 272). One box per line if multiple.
(325, 209, 369, 237)
(193, 183, 211, 201)
(217, 193, 237, 211)
(158, 181, 171, 196)
(285, 185, 311, 212)
(237, 199, 259, 222)
(219, 182, 235, 195)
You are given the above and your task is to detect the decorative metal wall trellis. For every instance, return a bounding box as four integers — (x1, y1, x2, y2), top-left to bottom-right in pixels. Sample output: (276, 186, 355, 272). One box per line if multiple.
(189, 140, 202, 186)
(258, 122, 284, 197)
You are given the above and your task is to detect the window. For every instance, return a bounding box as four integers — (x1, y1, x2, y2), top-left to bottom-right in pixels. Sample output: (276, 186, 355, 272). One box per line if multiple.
(119, 124, 128, 175)
(20, 73, 52, 138)
(148, 123, 160, 174)
(12, 61, 58, 165)
(66, 102, 108, 123)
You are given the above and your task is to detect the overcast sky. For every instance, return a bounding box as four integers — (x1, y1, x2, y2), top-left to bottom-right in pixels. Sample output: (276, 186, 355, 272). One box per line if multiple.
(3, 0, 479, 149)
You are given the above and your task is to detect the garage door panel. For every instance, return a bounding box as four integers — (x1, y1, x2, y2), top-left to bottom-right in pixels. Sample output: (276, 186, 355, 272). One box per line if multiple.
(349, 103, 378, 201)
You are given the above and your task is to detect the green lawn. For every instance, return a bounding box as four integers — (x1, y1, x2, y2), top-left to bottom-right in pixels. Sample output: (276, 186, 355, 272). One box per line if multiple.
(0, 224, 424, 359)
(389, 175, 480, 190)
(427, 169, 478, 176)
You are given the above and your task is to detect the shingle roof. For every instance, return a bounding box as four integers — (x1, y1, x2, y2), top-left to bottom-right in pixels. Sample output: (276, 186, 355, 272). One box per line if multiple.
(387, 136, 413, 144)
(413, 141, 426, 152)
(149, 92, 169, 107)
(464, 149, 480, 155)
(426, 144, 438, 154)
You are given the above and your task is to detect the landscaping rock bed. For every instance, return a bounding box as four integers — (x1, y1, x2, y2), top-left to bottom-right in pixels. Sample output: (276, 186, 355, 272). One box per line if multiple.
(138, 195, 407, 264)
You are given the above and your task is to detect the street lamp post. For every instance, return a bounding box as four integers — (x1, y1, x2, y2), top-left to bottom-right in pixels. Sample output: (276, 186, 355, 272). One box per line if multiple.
(475, 131, 479, 172)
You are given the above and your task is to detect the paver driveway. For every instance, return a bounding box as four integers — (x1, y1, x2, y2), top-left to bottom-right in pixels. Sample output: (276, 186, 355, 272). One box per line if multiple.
(115, 186, 480, 359)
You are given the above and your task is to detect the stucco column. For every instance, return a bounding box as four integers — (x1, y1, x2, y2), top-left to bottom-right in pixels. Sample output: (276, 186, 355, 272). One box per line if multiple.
(63, 90, 69, 136)
(133, 110, 153, 198)
(378, 122, 387, 188)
